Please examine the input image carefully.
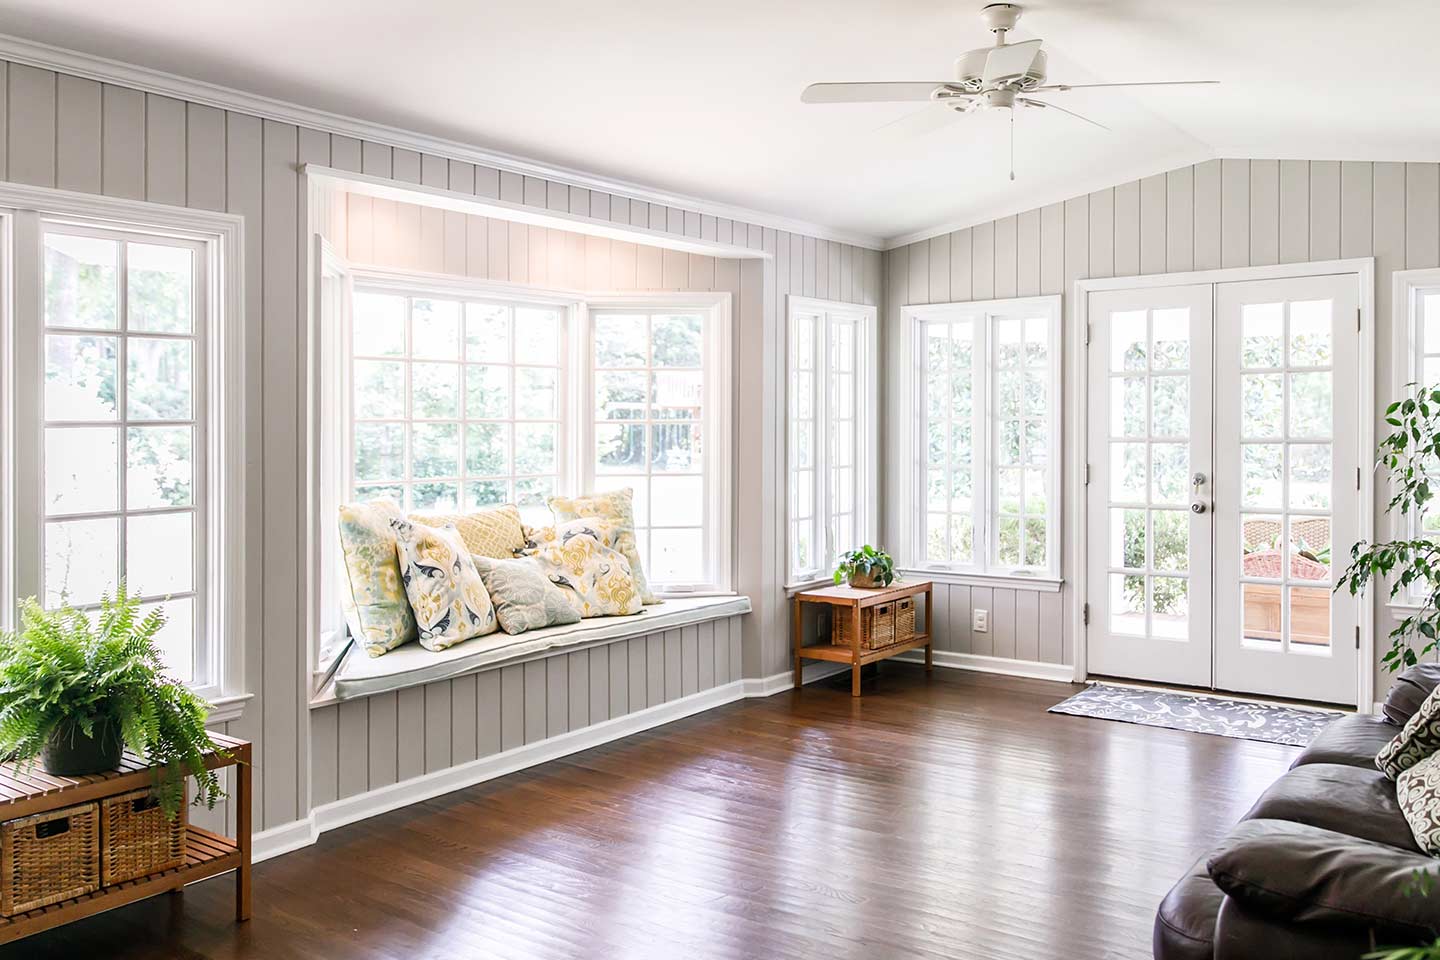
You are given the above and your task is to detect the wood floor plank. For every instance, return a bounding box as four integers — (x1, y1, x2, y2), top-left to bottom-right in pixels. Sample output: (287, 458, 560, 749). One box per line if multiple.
(0, 667, 1294, 959)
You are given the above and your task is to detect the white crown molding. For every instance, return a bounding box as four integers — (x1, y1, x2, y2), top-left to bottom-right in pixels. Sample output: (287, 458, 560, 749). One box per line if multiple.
(0, 31, 885, 251)
(880, 145, 1217, 251)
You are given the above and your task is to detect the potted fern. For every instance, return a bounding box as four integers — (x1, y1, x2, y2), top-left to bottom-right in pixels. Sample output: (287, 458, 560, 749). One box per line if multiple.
(0, 584, 224, 817)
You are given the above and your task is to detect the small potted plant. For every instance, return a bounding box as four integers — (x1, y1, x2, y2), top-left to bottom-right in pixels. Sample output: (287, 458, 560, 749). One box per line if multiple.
(834, 545, 897, 589)
(0, 584, 225, 817)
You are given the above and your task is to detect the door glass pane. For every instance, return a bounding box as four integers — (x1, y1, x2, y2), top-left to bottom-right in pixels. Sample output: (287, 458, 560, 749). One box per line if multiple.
(1241, 303, 1284, 367)
(1241, 374, 1283, 438)
(1151, 578, 1189, 639)
(1288, 300, 1332, 366)
(1289, 372, 1332, 437)
(1288, 586, 1331, 649)
(1151, 309, 1190, 369)
(1241, 444, 1284, 508)
(1111, 377, 1146, 437)
(1242, 583, 1282, 647)
(1150, 376, 1188, 437)
(1151, 510, 1189, 572)
(1110, 312, 1147, 371)
(1110, 443, 1146, 501)
(1110, 573, 1146, 636)
(1151, 443, 1188, 504)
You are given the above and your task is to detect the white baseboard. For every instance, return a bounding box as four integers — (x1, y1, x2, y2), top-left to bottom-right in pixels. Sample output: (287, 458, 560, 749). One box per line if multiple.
(892, 648, 1076, 683)
(740, 661, 850, 697)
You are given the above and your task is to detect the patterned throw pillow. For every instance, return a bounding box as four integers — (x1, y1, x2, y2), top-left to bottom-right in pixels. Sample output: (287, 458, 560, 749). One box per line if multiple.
(526, 527, 642, 619)
(471, 556, 582, 635)
(547, 489, 658, 604)
(1378, 684, 1440, 779)
(390, 519, 498, 651)
(1397, 751, 1440, 853)
(338, 500, 417, 657)
(408, 505, 526, 559)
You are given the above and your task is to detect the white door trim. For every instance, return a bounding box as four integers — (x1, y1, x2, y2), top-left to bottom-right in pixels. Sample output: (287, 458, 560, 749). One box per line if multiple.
(1068, 258, 1376, 711)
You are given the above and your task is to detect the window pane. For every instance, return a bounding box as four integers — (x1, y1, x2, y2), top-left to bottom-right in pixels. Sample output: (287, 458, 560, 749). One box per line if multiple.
(516, 367, 558, 419)
(44, 233, 118, 330)
(127, 337, 193, 420)
(46, 334, 119, 421)
(1151, 510, 1189, 572)
(514, 477, 554, 525)
(127, 512, 193, 596)
(1242, 303, 1284, 367)
(1151, 578, 1189, 639)
(465, 479, 509, 509)
(1288, 300, 1332, 366)
(1109, 509, 1146, 569)
(1111, 377, 1147, 438)
(1151, 376, 1188, 437)
(141, 596, 194, 684)
(651, 475, 703, 527)
(514, 308, 559, 364)
(1241, 374, 1283, 438)
(1023, 518, 1046, 568)
(1151, 443, 1188, 504)
(46, 426, 118, 515)
(514, 423, 556, 475)
(596, 423, 646, 472)
(652, 315, 702, 367)
(926, 513, 948, 562)
(354, 423, 405, 481)
(466, 365, 510, 419)
(1289, 372, 1332, 438)
(1151, 309, 1190, 369)
(1290, 444, 1332, 510)
(1241, 443, 1284, 508)
(127, 243, 193, 334)
(128, 426, 193, 509)
(596, 371, 646, 420)
(465, 422, 509, 476)
(411, 299, 460, 359)
(994, 318, 1022, 368)
(996, 516, 1021, 566)
(353, 292, 405, 356)
(652, 370, 703, 419)
(412, 423, 459, 478)
(652, 423, 700, 472)
(1110, 573, 1146, 636)
(594, 314, 646, 367)
(650, 528, 703, 582)
(465, 303, 509, 362)
(45, 517, 119, 607)
(411, 362, 459, 419)
(1110, 311, 1147, 372)
(354, 360, 405, 419)
(411, 482, 459, 512)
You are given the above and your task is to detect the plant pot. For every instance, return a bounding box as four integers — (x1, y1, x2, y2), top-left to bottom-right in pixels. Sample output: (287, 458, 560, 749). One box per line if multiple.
(42, 725, 124, 777)
(847, 571, 884, 589)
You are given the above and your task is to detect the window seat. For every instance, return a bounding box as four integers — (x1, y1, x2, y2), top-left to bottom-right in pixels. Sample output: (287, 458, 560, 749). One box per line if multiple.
(323, 595, 752, 702)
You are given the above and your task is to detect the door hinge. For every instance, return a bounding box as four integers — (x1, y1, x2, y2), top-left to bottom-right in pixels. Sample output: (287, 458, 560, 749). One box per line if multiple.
(1084, 464, 1091, 486)
(1357, 466, 1362, 490)
(1357, 306, 1362, 332)
(1082, 603, 1090, 627)
(1084, 323, 1092, 346)
(1356, 625, 1361, 650)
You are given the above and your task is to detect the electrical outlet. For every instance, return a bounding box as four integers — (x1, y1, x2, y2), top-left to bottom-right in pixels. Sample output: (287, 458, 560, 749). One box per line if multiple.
(973, 608, 989, 633)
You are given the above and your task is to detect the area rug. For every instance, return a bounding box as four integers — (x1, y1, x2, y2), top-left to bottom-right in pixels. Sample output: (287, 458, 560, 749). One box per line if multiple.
(1047, 683, 1345, 746)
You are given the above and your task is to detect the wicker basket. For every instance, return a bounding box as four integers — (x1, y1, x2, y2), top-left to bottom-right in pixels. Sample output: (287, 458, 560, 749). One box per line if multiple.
(101, 788, 186, 886)
(833, 603, 897, 650)
(1, 803, 99, 916)
(896, 597, 916, 642)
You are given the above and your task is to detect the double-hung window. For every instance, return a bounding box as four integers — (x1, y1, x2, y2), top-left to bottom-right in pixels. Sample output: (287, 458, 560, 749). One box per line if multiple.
(785, 297, 878, 586)
(4, 202, 243, 706)
(908, 295, 1061, 580)
(1397, 271, 1440, 555)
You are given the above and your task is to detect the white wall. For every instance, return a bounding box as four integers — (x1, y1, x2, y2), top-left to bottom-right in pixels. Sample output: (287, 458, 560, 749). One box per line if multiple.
(884, 158, 1436, 698)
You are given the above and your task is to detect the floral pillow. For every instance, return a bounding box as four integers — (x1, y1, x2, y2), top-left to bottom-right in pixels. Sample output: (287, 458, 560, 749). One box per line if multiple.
(390, 519, 498, 651)
(471, 556, 582, 635)
(408, 505, 526, 559)
(547, 488, 658, 604)
(525, 526, 642, 619)
(338, 499, 417, 657)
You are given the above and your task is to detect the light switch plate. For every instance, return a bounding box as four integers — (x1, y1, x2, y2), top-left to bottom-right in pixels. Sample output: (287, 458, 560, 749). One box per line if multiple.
(973, 608, 989, 633)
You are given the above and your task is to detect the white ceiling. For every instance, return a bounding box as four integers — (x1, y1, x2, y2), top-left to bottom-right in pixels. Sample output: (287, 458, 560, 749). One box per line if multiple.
(1, 0, 1438, 246)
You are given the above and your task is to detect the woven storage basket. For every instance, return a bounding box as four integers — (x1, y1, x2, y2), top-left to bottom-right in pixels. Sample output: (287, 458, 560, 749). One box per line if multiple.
(101, 788, 186, 886)
(1, 802, 99, 915)
(833, 603, 897, 650)
(896, 597, 916, 642)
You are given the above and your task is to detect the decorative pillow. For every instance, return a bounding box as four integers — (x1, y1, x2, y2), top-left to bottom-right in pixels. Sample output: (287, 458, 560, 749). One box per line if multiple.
(526, 529, 642, 619)
(1398, 751, 1440, 854)
(521, 515, 625, 554)
(338, 500, 417, 657)
(390, 519, 497, 651)
(471, 556, 582, 635)
(1378, 684, 1440, 779)
(547, 489, 658, 604)
(408, 505, 526, 559)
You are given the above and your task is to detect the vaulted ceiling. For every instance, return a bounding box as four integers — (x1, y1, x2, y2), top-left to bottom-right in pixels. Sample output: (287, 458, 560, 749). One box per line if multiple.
(1, 0, 1437, 245)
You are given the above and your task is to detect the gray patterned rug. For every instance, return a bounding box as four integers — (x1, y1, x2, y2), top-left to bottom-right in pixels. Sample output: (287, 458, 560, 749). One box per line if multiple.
(1048, 683, 1345, 746)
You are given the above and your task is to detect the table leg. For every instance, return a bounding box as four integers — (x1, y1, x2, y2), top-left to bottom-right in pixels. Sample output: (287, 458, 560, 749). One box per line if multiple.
(851, 605, 863, 698)
(792, 598, 803, 690)
(236, 746, 252, 922)
(924, 588, 934, 674)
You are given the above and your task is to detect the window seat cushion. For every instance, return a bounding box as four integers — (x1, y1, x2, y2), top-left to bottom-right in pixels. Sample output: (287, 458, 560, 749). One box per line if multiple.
(329, 595, 751, 701)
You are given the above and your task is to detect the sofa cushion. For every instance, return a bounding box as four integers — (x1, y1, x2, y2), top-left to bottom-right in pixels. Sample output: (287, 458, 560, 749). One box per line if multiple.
(1291, 714, 1398, 769)
(1208, 819, 1440, 943)
(1397, 750, 1440, 854)
(1382, 663, 1440, 726)
(1378, 683, 1440, 780)
(1154, 855, 1224, 960)
(1213, 896, 1374, 960)
(1243, 763, 1420, 853)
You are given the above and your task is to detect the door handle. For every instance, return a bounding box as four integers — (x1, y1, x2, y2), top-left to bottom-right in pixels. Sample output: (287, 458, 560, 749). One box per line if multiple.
(1191, 501, 1207, 514)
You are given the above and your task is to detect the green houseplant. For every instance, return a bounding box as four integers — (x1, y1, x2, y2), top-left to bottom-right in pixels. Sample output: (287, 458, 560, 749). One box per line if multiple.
(834, 545, 897, 589)
(1337, 384, 1440, 673)
(0, 584, 224, 818)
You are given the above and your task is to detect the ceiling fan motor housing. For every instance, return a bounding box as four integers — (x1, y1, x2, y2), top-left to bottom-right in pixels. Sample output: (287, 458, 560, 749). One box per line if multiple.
(953, 47, 1047, 91)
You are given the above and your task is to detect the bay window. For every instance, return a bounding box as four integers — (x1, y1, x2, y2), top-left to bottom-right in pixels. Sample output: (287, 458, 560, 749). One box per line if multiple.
(907, 295, 1061, 581)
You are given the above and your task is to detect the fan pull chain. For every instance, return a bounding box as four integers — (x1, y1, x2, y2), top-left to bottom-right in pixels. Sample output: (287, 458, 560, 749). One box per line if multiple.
(1009, 109, 1016, 181)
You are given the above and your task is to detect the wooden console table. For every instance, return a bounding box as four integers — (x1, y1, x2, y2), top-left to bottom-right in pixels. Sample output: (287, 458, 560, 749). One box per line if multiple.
(0, 732, 251, 945)
(792, 580, 933, 697)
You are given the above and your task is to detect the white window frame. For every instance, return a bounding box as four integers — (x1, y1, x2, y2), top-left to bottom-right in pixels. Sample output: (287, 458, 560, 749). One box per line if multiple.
(1392, 268, 1440, 607)
(784, 296, 878, 589)
(0, 186, 246, 717)
(900, 295, 1062, 586)
(579, 293, 732, 595)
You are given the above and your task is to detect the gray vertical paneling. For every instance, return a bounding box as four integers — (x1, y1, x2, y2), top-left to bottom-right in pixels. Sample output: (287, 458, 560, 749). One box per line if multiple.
(1406, 163, 1440, 270)
(424, 680, 451, 774)
(994, 215, 1017, 298)
(8, 64, 54, 186)
(972, 221, 995, 299)
(1278, 159, 1310, 264)
(311, 705, 338, 806)
(1113, 180, 1140, 277)
(1088, 189, 1114, 279)
(568, 649, 590, 731)
(664, 630, 682, 701)
(523, 660, 547, 744)
(681, 625, 700, 696)
(546, 656, 569, 738)
(1309, 161, 1341, 261)
(1139, 174, 1166, 275)
(144, 94, 186, 204)
(55, 75, 101, 193)
(1248, 158, 1279, 267)
(185, 105, 227, 212)
(102, 85, 145, 199)
(610, 639, 630, 718)
(336, 699, 369, 800)
(588, 645, 609, 725)
(1221, 159, 1250, 267)
(647, 633, 666, 706)
(1014, 590, 1039, 662)
(500, 664, 524, 752)
(451, 674, 478, 765)
(1193, 160, 1222, 270)
(628, 637, 647, 712)
(1340, 161, 1374, 259)
(1165, 167, 1193, 272)
(951, 228, 973, 302)
(477, 669, 502, 758)
(396, 686, 425, 781)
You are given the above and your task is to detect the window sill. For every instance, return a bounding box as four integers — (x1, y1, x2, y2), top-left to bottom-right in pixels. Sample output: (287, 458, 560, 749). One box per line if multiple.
(205, 692, 252, 726)
(310, 595, 752, 707)
(785, 577, 835, 597)
(897, 568, 1064, 593)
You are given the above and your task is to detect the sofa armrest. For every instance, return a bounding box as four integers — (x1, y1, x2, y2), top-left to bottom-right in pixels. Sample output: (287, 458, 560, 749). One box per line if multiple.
(1207, 819, 1440, 943)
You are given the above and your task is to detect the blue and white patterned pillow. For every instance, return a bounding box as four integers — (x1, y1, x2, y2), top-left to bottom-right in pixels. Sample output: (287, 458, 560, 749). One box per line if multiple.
(1379, 684, 1440, 780)
(390, 519, 497, 651)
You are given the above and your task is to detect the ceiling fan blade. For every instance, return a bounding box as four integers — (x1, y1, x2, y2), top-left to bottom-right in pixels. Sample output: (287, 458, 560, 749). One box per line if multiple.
(877, 104, 967, 140)
(981, 38, 1043, 86)
(801, 82, 952, 104)
(1019, 97, 1109, 131)
(1030, 80, 1219, 92)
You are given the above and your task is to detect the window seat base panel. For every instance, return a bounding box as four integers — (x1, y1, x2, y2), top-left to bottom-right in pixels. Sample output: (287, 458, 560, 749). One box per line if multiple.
(328, 596, 752, 701)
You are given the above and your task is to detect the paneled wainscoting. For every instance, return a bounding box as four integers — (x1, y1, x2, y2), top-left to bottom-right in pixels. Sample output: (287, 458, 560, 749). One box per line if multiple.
(2, 666, 1297, 960)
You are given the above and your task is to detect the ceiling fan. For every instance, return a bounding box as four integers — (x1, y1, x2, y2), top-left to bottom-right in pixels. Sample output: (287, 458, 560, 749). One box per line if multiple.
(800, 2, 1217, 178)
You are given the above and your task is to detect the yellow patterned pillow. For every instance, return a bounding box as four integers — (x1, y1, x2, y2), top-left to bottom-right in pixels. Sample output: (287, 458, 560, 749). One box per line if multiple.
(528, 531, 642, 619)
(338, 499, 417, 657)
(408, 505, 525, 559)
(521, 516, 625, 554)
(547, 489, 658, 604)
(390, 519, 498, 650)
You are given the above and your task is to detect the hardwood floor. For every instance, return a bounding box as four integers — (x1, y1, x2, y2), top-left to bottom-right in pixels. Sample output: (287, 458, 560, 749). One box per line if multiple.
(1, 665, 1297, 960)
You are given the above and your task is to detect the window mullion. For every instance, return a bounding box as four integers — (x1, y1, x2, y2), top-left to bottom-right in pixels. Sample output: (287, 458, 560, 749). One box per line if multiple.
(977, 315, 992, 576)
(817, 313, 831, 572)
(10, 212, 42, 613)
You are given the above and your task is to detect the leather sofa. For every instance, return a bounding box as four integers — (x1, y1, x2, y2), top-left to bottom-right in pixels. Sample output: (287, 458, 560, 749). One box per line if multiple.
(1154, 665, 1440, 960)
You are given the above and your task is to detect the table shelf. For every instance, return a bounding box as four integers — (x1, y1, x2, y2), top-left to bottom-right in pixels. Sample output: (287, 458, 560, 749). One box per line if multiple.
(792, 580, 934, 696)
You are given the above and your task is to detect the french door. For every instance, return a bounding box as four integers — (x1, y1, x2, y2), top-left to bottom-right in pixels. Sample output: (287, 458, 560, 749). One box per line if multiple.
(1086, 273, 1361, 705)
